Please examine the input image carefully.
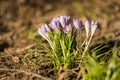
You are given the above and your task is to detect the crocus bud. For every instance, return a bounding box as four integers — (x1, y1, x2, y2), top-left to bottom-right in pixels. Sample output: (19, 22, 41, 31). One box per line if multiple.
(91, 21, 98, 36)
(73, 19, 83, 29)
(59, 16, 70, 28)
(38, 24, 50, 39)
(50, 18, 60, 31)
(85, 20, 90, 37)
(38, 25, 46, 37)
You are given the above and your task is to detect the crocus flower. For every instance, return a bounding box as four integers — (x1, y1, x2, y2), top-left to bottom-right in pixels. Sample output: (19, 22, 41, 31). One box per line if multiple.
(84, 20, 98, 37)
(38, 25, 46, 37)
(85, 20, 90, 37)
(59, 15, 70, 28)
(91, 21, 98, 36)
(82, 21, 98, 58)
(73, 19, 83, 29)
(38, 24, 50, 39)
(50, 18, 60, 31)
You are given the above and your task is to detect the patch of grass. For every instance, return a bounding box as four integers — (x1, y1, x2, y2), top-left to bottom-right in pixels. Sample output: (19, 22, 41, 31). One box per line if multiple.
(82, 44, 120, 80)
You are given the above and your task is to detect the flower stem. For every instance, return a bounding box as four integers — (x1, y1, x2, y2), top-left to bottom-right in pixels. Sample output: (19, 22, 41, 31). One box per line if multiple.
(82, 34, 93, 58)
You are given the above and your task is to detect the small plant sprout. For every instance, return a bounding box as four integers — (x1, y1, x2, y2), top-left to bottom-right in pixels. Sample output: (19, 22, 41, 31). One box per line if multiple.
(38, 15, 98, 69)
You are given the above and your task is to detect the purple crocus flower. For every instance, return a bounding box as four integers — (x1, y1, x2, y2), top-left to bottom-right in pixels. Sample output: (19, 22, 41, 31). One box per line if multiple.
(38, 24, 50, 39)
(84, 20, 98, 37)
(73, 19, 83, 29)
(38, 25, 46, 37)
(51, 15, 72, 33)
(58, 15, 70, 28)
(91, 21, 98, 36)
(50, 18, 60, 31)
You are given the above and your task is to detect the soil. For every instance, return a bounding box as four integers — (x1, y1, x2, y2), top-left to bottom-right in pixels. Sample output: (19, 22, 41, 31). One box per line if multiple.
(0, 0, 120, 80)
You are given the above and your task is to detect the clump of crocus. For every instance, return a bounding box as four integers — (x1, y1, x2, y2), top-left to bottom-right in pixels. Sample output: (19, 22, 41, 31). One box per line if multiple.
(38, 15, 98, 69)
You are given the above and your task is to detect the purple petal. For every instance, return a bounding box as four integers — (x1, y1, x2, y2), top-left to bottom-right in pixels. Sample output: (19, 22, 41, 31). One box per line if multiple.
(38, 24, 51, 39)
(59, 16, 70, 28)
(91, 21, 98, 35)
(91, 20, 94, 26)
(50, 18, 60, 30)
(73, 19, 83, 29)
(38, 25, 46, 37)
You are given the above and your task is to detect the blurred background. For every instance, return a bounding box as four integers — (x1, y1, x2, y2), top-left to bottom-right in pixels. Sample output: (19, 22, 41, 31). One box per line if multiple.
(0, 0, 120, 80)
(0, 0, 120, 53)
